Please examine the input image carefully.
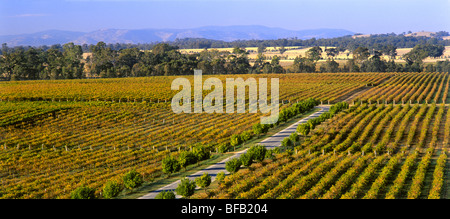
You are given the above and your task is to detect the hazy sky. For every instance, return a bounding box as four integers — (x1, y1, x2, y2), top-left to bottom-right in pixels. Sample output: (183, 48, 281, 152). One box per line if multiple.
(0, 0, 449, 35)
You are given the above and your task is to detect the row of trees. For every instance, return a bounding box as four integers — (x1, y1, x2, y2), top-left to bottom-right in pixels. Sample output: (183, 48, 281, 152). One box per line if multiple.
(0, 43, 84, 80)
(0, 41, 288, 80)
(142, 32, 450, 51)
(0, 40, 448, 80)
(290, 44, 446, 73)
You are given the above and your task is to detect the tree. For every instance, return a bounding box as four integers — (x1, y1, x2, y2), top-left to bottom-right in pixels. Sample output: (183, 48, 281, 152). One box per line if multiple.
(176, 177, 196, 198)
(360, 50, 387, 72)
(253, 53, 267, 73)
(151, 43, 178, 56)
(321, 59, 340, 72)
(291, 55, 316, 73)
(178, 151, 197, 170)
(297, 123, 310, 136)
(155, 190, 176, 199)
(353, 47, 370, 64)
(247, 145, 267, 162)
(195, 172, 212, 192)
(289, 132, 299, 146)
(230, 134, 243, 148)
(281, 138, 292, 150)
(225, 157, 242, 173)
(404, 44, 445, 70)
(62, 42, 84, 79)
(381, 44, 397, 60)
(226, 47, 251, 74)
(325, 47, 338, 60)
(252, 123, 263, 137)
(162, 155, 181, 175)
(261, 124, 270, 135)
(90, 41, 116, 77)
(343, 59, 360, 72)
(240, 152, 254, 167)
(270, 55, 283, 73)
(215, 172, 226, 184)
(71, 186, 96, 199)
(218, 142, 231, 153)
(240, 130, 253, 143)
(102, 180, 122, 199)
(279, 46, 287, 54)
(122, 169, 143, 190)
(257, 45, 266, 54)
(306, 46, 323, 62)
(192, 145, 210, 162)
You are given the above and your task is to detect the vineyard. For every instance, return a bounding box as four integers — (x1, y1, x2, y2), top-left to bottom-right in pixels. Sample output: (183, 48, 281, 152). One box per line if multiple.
(1, 72, 450, 199)
(0, 73, 388, 199)
(205, 102, 450, 199)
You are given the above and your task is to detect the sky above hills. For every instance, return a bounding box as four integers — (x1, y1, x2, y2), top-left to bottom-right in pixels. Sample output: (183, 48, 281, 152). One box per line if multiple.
(1, 0, 449, 36)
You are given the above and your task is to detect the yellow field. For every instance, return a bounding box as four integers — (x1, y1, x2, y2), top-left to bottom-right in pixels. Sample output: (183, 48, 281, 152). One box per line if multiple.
(178, 46, 450, 66)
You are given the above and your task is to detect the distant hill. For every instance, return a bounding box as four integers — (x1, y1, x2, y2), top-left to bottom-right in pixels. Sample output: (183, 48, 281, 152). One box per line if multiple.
(0, 25, 355, 47)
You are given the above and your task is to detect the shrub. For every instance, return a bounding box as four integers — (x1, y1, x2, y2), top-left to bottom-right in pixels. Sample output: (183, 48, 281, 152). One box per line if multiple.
(252, 123, 263, 136)
(162, 155, 181, 175)
(240, 130, 253, 142)
(192, 145, 210, 162)
(122, 169, 143, 190)
(225, 157, 242, 173)
(178, 151, 197, 170)
(281, 137, 292, 148)
(230, 134, 242, 147)
(176, 177, 197, 198)
(102, 180, 122, 199)
(71, 186, 96, 199)
(240, 152, 254, 167)
(215, 171, 225, 184)
(297, 123, 310, 136)
(248, 145, 267, 162)
(289, 132, 299, 146)
(195, 172, 212, 192)
(155, 190, 176, 199)
(218, 142, 231, 153)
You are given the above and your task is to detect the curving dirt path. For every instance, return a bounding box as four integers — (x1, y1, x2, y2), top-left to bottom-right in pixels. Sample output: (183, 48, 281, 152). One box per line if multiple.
(138, 105, 330, 199)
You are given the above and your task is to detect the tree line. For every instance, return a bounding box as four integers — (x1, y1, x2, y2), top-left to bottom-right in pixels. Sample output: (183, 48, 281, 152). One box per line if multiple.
(0, 39, 449, 81)
(291, 44, 449, 73)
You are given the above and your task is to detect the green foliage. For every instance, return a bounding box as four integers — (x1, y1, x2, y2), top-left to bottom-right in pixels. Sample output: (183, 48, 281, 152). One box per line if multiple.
(218, 142, 231, 153)
(225, 157, 242, 173)
(176, 177, 197, 198)
(162, 155, 181, 175)
(215, 172, 226, 184)
(289, 132, 299, 146)
(297, 123, 310, 136)
(240, 130, 253, 142)
(122, 169, 143, 190)
(329, 102, 349, 114)
(155, 190, 176, 199)
(102, 180, 122, 199)
(306, 46, 323, 62)
(247, 145, 267, 162)
(353, 47, 370, 63)
(195, 172, 212, 191)
(192, 145, 211, 161)
(230, 134, 242, 147)
(71, 186, 96, 199)
(178, 151, 197, 169)
(281, 137, 292, 148)
(252, 123, 263, 136)
(240, 152, 254, 167)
